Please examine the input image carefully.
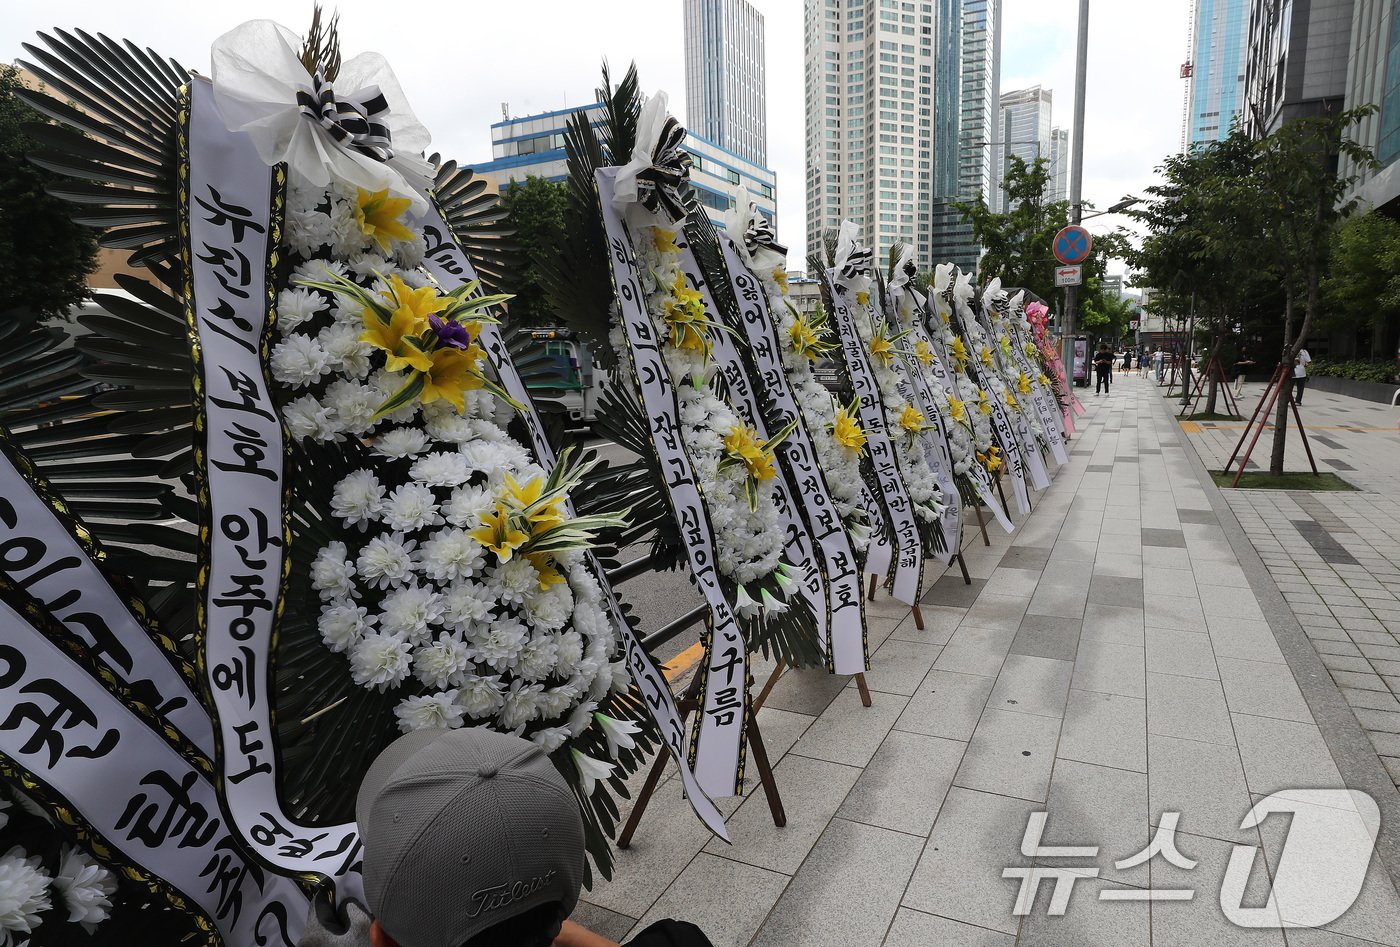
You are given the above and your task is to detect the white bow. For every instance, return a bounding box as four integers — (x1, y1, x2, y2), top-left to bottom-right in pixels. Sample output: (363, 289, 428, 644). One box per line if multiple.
(832, 221, 872, 292)
(211, 20, 433, 211)
(887, 245, 925, 316)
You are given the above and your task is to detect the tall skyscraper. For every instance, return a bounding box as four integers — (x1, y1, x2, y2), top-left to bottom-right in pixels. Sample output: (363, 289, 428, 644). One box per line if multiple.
(804, 0, 945, 272)
(932, 0, 1002, 273)
(1243, 0, 1355, 137)
(1048, 126, 1069, 202)
(996, 85, 1053, 211)
(1186, 0, 1249, 143)
(684, 0, 768, 166)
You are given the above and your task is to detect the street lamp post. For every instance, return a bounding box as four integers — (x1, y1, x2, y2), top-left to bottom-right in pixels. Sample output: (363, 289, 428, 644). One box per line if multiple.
(1062, 0, 1090, 379)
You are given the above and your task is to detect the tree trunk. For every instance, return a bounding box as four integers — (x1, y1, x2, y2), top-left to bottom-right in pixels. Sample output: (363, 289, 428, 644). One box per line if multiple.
(1269, 290, 1295, 475)
(1204, 310, 1224, 415)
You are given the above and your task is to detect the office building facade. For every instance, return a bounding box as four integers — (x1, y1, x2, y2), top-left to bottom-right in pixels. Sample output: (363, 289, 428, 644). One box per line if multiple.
(1340, 0, 1400, 212)
(1242, 0, 1355, 137)
(1048, 126, 1069, 202)
(996, 85, 1053, 212)
(684, 0, 769, 166)
(932, 0, 1002, 273)
(804, 0, 945, 272)
(1187, 0, 1250, 143)
(468, 102, 777, 231)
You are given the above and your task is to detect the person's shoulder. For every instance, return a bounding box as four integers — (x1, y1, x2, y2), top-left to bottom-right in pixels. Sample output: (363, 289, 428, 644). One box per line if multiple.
(625, 919, 715, 947)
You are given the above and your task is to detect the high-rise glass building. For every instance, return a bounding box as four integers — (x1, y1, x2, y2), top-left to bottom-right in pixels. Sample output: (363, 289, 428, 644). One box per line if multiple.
(1048, 126, 1069, 202)
(1243, 0, 1355, 137)
(1187, 0, 1249, 143)
(932, 0, 1001, 273)
(996, 85, 1053, 212)
(804, 0, 948, 272)
(684, 0, 769, 166)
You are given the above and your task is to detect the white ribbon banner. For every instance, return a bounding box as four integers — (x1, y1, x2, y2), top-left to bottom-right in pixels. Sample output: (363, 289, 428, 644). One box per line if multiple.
(0, 597, 311, 946)
(410, 191, 729, 838)
(0, 437, 215, 754)
(185, 77, 363, 899)
(715, 235, 867, 674)
(597, 167, 748, 799)
(823, 270, 924, 606)
(976, 307, 1051, 492)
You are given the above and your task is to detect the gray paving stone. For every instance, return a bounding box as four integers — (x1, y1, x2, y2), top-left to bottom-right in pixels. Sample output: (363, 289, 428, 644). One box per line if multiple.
(1143, 592, 1209, 632)
(1010, 614, 1083, 661)
(1146, 627, 1220, 680)
(999, 545, 1053, 572)
(762, 665, 851, 716)
(1088, 574, 1145, 607)
(902, 787, 1038, 935)
(1059, 690, 1147, 772)
(1081, 604, 1146, 646)
(791, 686, 908, 769)
(632, 853, 789, 947)
(1017, 876, 1152, 947)
(1148, 672, 1235, 746)
(987, 654, 1074, 717)
(1204, 616, 1287, 664)
(1072, 640, 1146, 698)
(895, 668, 996, 742)
(954, 708, 1061, 802)
(1040, 759, 1150, 886)
(1142, 526, 1188, 548)
(963, 592, 1033, 632)
(934, 624, 1017, 677)
(1230, 713, 1344, 798)
(1147, 734, 1254, 843)
(888, 604, 962, 647)
(837, 730, 964, 836)
(882, 909, 1014, 947)
(1149, 830, 1286, 946)
(859, 636, 940, 697)
(922, 575, 987, 608)
(572, 902, 638, 945)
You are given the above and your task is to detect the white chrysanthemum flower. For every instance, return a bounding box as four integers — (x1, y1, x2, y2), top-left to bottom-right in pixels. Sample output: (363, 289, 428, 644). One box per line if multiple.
(498, 680, 546, 732)
(347, 252, 391, 279)
(423, 410, 477, 444)
(511, 634, 560, 682)
(381, 483, 444, 533)
(409, 452, 472, 488)
(276, 287, 326, 332)
(395, 263, 432, 286)
(0, 846, 51, 946)
(377, 583, 443, 646)
(537, 684, 579, 719)
(355, 533, 418, 590)
(329, 201, 371, 257)
(394, 232, 427, 268)
(567, 698, 599, 739)
(318, 602, 372, 653)
(571, 600, 610, 638)
(468, 615, 529, 672)
(567, 564, 602, 605)
(310, 541, 357, 600)
(373, 427, 431, 459)
(291, 258, 348, 285)
(285, 208, 333, 257)
(394, 691, 464, 733)
(332, 294, 368, 328)
(460, 440, 529, 484)
(349, 632, 414, 691)
(419, 528, 488, 584)
(553, 631, 586, 677)
(530, 726, 570, 753)
(53, 846, 116, 931)
(609, 659, 633, 695)
(492, 558, 539, 607)
(331, 469, 385, 528)
(366, 371, 421, 425)
(287, 179, 327, 215)
(270, 333, 331, 388)
(524, 582, 573, 633)
(284, 393, 337, 443)
(412, 634, 472, 689)
(440, 583, 495, 633)
(319, 323, 374, 380)
(322, 379, 379, 435)
(444, 485, 495, 528)
(456, 673, 507, 719)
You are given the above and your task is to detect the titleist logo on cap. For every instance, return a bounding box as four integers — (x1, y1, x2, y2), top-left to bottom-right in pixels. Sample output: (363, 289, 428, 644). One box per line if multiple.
(467, 870, 558, 918)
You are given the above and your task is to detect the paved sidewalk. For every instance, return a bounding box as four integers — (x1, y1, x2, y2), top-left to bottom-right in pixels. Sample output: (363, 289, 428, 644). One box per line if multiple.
(1183, 384, 1400, 792)
(578, 375, 1400, 946)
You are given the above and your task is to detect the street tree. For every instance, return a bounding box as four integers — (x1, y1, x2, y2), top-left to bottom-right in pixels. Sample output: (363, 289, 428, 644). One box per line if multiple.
(1253, 106, 1376, 473)
(0, 65, 97, 319)
(1322, 209, 1400, 360)
(499, 175, 568, 327)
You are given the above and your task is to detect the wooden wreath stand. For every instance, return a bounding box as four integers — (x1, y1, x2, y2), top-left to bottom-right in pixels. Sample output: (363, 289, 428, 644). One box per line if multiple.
(616, 659, 874, 849)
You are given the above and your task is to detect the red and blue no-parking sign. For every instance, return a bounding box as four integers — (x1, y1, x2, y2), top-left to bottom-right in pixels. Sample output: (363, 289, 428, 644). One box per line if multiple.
(1053, 225, 1093, 265)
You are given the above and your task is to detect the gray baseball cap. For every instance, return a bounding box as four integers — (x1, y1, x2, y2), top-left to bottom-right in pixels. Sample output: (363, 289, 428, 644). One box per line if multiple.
(355, 727, 585, 947)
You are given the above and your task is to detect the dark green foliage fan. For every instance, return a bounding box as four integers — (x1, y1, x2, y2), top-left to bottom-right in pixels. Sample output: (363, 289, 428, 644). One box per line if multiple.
(429, 155, 519, 297)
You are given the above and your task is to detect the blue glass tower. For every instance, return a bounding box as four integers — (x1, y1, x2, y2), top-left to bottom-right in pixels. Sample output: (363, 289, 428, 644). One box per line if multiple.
(1188, 0, 1250, 144)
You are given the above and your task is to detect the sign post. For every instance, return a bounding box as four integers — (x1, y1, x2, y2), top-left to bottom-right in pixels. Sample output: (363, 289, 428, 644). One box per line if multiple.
(1054, 265, 1083, 287)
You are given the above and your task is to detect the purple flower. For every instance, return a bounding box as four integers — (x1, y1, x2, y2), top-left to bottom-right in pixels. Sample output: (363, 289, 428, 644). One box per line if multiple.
(429, 314, 473, 350)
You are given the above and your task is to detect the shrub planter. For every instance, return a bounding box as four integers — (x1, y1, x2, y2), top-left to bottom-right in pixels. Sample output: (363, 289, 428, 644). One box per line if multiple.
(1308, 374, 1400, 404)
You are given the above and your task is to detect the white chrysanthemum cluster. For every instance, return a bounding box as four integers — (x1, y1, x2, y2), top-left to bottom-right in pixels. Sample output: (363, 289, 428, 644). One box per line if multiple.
(275, 170, 630, 756)
(758, 268, 866, 531)
(985, 304, 1051, 449)
(848, 295, 945, 524)
(929, 299, 997, 458)
(632, 226, 792, 590)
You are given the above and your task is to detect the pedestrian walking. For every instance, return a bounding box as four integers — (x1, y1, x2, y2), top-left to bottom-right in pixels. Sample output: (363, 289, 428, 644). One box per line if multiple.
(1231, 349, 1256, 397)
(1293, 354, 1309, 405)
(1121, 349, 1132, 371)
(1152, 347, 1164, 383)
(1094, 343, 1114, 394)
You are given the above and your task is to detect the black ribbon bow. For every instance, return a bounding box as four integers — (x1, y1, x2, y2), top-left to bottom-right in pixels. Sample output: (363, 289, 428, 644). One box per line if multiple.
(635, 116, 697, 222)
(744, 214, 787, 258)
(297, 72, 395, 162)
(839, 245, 873, 282)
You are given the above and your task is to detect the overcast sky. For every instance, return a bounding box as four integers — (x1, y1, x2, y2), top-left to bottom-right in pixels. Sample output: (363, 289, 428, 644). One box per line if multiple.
(7, 1, 1190, 279)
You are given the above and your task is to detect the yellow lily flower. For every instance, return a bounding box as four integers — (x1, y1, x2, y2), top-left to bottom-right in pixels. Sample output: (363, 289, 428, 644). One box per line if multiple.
(468, 503, 529, 563)
(652, 228, 680, 254)
(869, 333, 895, 367)
(979, 344, 996, 369)
(1018, 372, 1033, 395)
(661, 272, 711, 358)
(986, 446, 1004, 472)
(855, 290, 870, 307)
(915, 339, 936, 366)
(526, 552, 568, 590)
(977, 388, 993, 415)
(1005, 390, 1020, 411)
(355, 187, 415, 253)
(772, 267, 790, 294)
(362, 274, 445, 373)
(1038, 373, 1053, 388)
(789, 317, 823, 361)
(504, 473, 567, 534)
(723, 424, 777, 482)
(950, 336, 970, 371)
(898, 403, 927, 435)
(419, 345, 484, 412)
(946, 396, 967, 423)
(832, 403, 868, 454)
